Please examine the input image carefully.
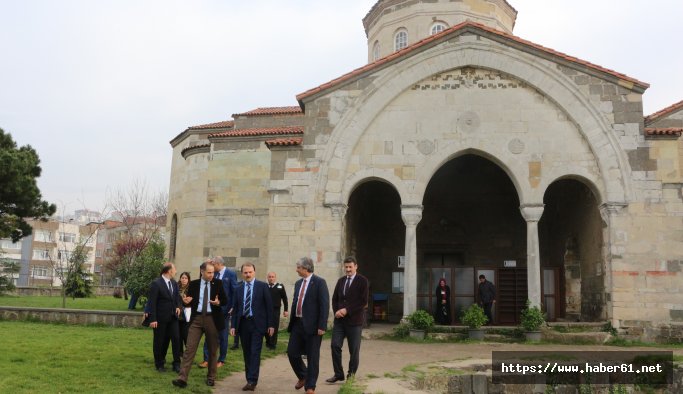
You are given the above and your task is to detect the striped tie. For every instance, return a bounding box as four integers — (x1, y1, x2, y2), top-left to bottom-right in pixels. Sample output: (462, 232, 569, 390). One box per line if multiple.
(244, 282, 252, 317)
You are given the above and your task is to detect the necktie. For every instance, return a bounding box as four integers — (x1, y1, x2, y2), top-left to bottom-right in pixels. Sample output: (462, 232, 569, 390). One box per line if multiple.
(244, 282, 252, 317)
(201, 281, 209, 315)
(167, 280, 173, 295)
(344, 276, 351, 296)
(215, 271, 220, 280)
(296, 279, 307, 317)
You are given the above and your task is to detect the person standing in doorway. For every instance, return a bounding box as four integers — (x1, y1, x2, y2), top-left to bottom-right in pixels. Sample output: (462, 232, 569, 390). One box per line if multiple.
(434, 278, 451, 325)
(172, 261, 228, 388)
(326, 256, 368, 384)
(147, 262, 181, 373)
(287, 257, 330, 394)
(230, 263, 274, 391)
(478, 274, 496, 325)
(265, 271, 288, 350)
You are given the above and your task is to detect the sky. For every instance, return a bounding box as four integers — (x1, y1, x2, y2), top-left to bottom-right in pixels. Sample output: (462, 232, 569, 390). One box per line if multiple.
(2, 0, 682, 215)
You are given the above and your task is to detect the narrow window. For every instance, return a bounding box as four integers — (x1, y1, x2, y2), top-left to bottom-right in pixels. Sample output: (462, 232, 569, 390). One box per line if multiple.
(394, 29, 407, 51)
(372, 41, 381, 61)
(431, 22, 447, 35)
(169, 214, 178, 261)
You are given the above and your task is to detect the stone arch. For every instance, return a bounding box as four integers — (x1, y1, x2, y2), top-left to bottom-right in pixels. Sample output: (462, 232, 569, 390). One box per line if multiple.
(319, 39, 630, 208)
(541, 173, 604, 207)
(341, 168, 407, 206)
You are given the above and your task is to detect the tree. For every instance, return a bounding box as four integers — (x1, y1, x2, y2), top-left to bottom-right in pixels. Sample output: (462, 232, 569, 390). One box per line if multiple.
(0, 127, 56, 242)
(0, 259, 20, 295)
(64, 247, 94, 298)
(104, 179, 167, 301)
(123, 235, 165, 307)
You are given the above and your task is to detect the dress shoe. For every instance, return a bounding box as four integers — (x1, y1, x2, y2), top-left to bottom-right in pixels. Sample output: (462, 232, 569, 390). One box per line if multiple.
(198, 361, 208, 368)
(217, 361, 225, 368)
(325, 376, 344, 383)
(206, 378, 215, 387)
(172, 364, 181, 373)
(305, 389, 315, 394)
(294, 379, 306, 390)
(172, 379, 187, 388)
(242, 383, 256, 391)
(231, 344, 240, 350)
(156, 366, 167, 373)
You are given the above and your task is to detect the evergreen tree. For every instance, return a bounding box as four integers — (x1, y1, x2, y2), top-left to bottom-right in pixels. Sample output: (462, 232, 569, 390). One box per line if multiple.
(64, 247, 93, 298)
(0, 259, 20, 295)
(0, 127, 56, 241)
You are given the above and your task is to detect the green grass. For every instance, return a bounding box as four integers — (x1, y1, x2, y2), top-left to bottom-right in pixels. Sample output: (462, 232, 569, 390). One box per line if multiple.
(0, 295, 132, 311)
(0, 320, 284, 393)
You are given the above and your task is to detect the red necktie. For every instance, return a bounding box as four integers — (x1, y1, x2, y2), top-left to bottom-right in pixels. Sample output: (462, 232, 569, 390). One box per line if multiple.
(296, 279, 308, 317)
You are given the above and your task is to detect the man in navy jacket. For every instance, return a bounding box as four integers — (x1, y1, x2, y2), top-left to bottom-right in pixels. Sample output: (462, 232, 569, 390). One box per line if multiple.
(147, 262, 181, 373)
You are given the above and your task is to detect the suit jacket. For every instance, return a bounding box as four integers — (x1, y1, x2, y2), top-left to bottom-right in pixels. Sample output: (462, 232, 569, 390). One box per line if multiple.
(268, 282, 288, 312)
(231, 280, 274, 334)
(216, 267, 237, 316)
(332, 274, 368, 326)
(148, 276, 181, 323)
(288, 274, 330, 335)
(186, 278, 228, 331)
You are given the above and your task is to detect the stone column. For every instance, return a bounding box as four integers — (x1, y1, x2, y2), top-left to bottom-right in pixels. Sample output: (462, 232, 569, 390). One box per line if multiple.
(599, 202, 627, 324)
(401, 204, 423, 317)
(326, 203, 348, 276)
(520, 204, 544, 308)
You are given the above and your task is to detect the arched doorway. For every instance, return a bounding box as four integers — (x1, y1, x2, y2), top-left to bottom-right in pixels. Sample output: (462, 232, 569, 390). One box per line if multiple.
(539, 179, 604, 321)
(418, 154, 526, 324)
(345, 181, 405, 322)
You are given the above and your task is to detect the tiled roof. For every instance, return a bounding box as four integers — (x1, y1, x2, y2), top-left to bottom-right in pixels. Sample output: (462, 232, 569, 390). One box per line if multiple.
(232, 106, 303, 117)
(181, 143, 211, 158)
(644, 127, 683, 137)
(208, 126, 304, 138)
(188, 120, 234, 130)
(645, 100, 683, 124)
(264, 137, 303, 148)
(297, 21, 648, 102)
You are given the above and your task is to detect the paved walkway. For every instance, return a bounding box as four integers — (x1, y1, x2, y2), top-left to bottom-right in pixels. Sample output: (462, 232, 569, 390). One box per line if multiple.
(216, 324, 681, 393)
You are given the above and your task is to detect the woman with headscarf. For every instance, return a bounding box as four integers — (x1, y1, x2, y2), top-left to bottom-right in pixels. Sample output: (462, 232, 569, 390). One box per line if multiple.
(434, 278, 451, 325)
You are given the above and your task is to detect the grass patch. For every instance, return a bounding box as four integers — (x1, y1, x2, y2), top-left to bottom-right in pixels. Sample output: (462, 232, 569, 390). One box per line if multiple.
(338, 375, 365, 394)
(0, 295, 132, 311)
(0, 320, 284, 393)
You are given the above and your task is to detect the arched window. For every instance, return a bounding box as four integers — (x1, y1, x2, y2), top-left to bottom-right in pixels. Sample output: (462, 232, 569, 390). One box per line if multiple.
(430, 22, 448, 35)
(394, 29, 407, 51)
(372, 41, 381, 61)
(169, 214, 177, 261)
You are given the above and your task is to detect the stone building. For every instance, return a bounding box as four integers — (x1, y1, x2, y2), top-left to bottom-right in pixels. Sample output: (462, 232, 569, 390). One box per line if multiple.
(167, 0, 683, 340)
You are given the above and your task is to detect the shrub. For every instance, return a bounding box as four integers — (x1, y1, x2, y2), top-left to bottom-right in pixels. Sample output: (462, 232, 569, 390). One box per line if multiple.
(392, 322, 410, 338)
(520, 300, 545, 331)
(460, 304, 488, 329)
(407, 309, 435, 331)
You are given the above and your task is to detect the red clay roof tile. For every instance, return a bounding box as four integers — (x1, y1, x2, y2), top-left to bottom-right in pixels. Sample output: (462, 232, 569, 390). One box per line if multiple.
(188, 120, 234, 130)
(181, 143, 211, 158)
(645, 100, 683, 124)
(208, 126, 304, 138)
(264, 137, 303, 147)
(644, 127, 683, 137)
(297, 21, 648, 102)
(232, 106, 303, 117)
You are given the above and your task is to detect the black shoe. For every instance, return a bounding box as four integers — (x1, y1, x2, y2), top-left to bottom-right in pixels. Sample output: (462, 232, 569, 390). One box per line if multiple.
(156, 366, 167, 373)
(206, 378, 215, 387)
(325, 376, 344, 383)
(231, 344, 240, 350)
(173, 364, 181, 373)
(242, 383, 256, 391)
(172, 379, 187, 388)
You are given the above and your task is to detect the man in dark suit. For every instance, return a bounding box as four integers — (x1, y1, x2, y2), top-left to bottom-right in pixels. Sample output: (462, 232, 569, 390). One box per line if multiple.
(172, 261, 228, 389)
(287, 257, 330, 394)
(326, 256, 369, 383)
(199, 256, 237, 368)
(265, 271, 288, 350)
(147, 262, 181, 373)
(230, 262, 274, 391)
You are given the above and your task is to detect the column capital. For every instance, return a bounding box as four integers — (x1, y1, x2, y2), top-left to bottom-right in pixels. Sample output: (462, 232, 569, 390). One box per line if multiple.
(325, 203, 348, 218)
(401, 204, 423, 226)
(519, 204, 545, 222)
(599, 201, 627, 221)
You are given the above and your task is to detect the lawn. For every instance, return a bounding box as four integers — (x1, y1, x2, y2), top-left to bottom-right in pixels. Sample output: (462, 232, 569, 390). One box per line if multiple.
(0, 295, 133, 311)
(0, 320, 286, 393)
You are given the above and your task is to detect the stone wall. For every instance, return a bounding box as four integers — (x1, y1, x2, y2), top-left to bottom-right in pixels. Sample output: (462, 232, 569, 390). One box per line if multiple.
(0, 306, 143, 328)
(10, 286, 122, 297)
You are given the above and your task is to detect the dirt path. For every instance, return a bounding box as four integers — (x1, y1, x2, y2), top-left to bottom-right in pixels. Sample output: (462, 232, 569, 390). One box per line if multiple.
(215, 327, 681, 393)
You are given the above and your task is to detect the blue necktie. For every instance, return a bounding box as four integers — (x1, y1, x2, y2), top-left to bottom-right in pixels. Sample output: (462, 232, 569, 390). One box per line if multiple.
(215, 271, 220, 280)
(244, 282, 252, 317)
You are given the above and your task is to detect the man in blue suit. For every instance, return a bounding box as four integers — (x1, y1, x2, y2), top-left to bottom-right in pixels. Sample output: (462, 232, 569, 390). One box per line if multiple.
(287, 257, 330, 394)
(199, 256, 237, 368)
(230, 262, 274, 391)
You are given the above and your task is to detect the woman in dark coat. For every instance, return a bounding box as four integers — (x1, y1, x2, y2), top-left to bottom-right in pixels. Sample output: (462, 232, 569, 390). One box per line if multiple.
(177, 271, 192, 354)
(435, 278, 451, 325)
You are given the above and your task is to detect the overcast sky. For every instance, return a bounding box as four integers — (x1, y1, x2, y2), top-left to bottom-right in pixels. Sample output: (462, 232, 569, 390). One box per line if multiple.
(2, 0, 682, 215)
